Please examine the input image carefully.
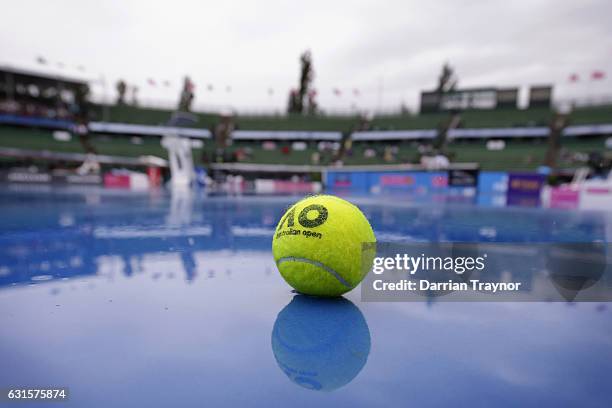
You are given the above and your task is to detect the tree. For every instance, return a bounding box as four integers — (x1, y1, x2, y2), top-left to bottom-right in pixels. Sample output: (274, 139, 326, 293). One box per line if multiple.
(437, 62, 457, 94)
(288, 50, 316, 114)
(131, 86, 139, 106)
(179, 76, 195, 112)
(116, 80, 127, 105)
(74, 84, 96, 155)
(307, 89, 318, 115)
(432, 63, 460, 155)
(544, 113, 570, 168)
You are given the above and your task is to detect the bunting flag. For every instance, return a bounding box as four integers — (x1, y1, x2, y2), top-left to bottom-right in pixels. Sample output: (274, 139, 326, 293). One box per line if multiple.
(163, 80, 171, 87)
(207, 84, 214, 91)
(333, 88, 342, 96)
(36, 56, 47, 65)
(568, 73, 579, 83)
(591, 70, 605, 80)
(353, 88, 360, 96)
(147, 78, 156, 86)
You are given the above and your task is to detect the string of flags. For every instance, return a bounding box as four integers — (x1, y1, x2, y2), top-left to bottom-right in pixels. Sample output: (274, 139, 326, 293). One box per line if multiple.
(568, 70, 606, 82)
(36, 56, 86, 72)
(35, 57, 368, 96)
(34, 56, 607, 96)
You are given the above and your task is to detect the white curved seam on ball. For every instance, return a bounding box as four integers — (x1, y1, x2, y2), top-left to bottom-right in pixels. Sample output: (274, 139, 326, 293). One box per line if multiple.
(276, 257, 352, 288)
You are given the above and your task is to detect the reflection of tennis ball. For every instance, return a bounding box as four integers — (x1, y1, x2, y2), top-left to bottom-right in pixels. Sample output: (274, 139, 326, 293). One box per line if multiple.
(272, 195, 376, 297)
(271, 295, 371, 391)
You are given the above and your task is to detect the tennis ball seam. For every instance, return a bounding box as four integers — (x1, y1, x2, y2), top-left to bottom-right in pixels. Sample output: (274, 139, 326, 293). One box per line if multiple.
(276, 256, 352, 288)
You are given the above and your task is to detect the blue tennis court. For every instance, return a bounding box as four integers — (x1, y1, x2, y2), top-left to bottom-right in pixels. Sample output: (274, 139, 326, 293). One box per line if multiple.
(1, 188, 610, 407)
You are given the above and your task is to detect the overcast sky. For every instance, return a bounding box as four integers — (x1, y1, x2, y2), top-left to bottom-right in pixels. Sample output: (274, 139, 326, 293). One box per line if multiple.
(1, 0, 610, 114)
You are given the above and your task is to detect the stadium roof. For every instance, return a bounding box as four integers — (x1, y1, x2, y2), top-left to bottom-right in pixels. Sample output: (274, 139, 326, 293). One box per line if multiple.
(0, 64, 90, 86)
(352, 124, 612, 141)
(89, 122, 211, 138)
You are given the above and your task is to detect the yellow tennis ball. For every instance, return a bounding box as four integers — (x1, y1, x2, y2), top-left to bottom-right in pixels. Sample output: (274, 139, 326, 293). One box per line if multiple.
(272, 195, 376, 297)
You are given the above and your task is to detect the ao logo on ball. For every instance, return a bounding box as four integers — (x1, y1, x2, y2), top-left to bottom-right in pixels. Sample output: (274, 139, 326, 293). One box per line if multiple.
(277, 204, 329, 230)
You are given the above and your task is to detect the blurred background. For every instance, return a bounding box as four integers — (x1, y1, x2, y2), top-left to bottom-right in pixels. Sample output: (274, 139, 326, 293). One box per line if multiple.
(0, 0, 610, 203)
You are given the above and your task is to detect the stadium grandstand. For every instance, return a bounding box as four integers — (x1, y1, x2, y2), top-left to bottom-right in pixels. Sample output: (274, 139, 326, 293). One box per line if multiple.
(1, 64, 610, 182)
